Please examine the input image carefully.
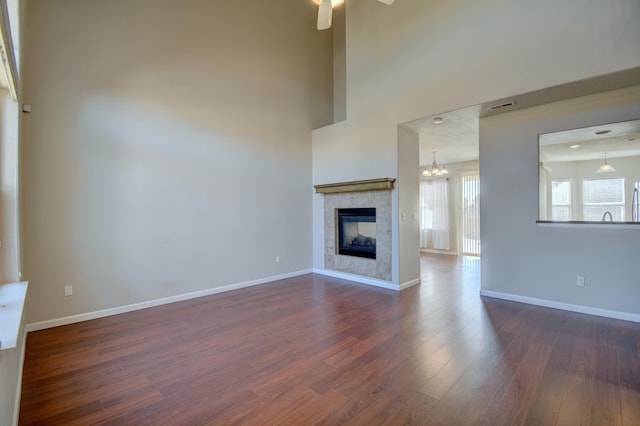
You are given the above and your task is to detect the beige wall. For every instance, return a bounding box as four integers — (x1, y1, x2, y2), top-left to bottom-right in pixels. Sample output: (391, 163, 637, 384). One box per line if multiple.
(21, 0, 333, 323)
(481, 87, 640, 315)
(397, 125, 419, 284)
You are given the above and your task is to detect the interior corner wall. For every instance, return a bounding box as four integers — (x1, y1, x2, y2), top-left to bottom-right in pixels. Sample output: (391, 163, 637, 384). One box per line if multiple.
(397, 126, 419, 285)
(311, 0, 640, 286)
(20, 0, 333, 324)
(480, 86, 640, 316)
(332, 5, 346, 123)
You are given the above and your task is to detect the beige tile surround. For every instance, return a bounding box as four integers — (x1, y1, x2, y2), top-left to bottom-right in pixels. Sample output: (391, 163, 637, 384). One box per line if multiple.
(323, 191, 392, 281)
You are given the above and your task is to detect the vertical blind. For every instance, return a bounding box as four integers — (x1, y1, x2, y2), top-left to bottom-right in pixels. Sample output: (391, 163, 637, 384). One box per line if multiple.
(461, 172, 480, 256)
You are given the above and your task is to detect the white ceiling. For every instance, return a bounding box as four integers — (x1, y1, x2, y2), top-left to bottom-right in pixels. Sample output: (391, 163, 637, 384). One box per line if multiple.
(403, 105, 480, 167)
(540, 119, 640, 162)
(401, 67, 640, 169)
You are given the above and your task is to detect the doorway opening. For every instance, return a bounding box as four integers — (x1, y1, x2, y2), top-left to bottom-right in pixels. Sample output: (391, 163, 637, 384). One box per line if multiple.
(408, 106, 481, 257)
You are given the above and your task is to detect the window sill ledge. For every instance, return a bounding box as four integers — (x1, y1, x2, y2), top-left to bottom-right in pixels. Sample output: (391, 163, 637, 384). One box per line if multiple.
(536, 220, 640, 229)
(0, 281, 28, 352)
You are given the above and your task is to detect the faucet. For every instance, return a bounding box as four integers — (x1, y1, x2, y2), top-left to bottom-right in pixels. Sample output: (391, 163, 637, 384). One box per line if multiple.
(602, 211, 613, 222)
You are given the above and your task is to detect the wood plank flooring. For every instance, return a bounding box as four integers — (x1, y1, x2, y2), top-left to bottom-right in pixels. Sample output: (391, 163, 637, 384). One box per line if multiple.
(19, 254, 640, 425)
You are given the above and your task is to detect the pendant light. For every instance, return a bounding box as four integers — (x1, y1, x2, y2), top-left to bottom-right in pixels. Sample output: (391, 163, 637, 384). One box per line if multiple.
(431, 151, 440, 175)
(596, 153, 616, 173)
(431, 151, 447, 176)
(422, 151, 448, 177)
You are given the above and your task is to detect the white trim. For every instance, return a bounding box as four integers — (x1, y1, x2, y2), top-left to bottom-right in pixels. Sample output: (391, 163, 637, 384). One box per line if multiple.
(480, 289, 640, 323)
(25, 269, 313, 332)
(313, 269, 420, 291)
(399, 278, 421, 290)
(536, 221, 640, 230)
(313, 268, 401, 291)
(420, 248, 457, 256)
(0, 0, 19, 100)
(12, 329, 26, 426)
(0, 281, 28, 351)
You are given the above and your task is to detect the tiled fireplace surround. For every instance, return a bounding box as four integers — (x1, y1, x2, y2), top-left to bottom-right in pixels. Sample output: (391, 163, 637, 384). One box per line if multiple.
(317, 179, 394, 282)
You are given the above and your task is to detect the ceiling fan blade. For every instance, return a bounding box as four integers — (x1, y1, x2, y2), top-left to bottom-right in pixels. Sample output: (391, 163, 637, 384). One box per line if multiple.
(377, 0, 395, 4)
(317, 0, 333, 30)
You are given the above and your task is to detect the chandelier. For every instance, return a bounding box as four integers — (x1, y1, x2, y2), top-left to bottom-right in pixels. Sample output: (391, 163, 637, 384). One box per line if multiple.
(422, 151, 448, 177)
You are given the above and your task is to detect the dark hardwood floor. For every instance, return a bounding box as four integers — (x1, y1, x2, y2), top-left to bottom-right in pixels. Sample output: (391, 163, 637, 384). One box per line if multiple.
(19, 254, 640, 425)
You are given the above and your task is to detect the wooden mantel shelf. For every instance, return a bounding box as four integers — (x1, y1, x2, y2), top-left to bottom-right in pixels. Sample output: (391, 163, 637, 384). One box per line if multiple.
(314, 178, 396, 194)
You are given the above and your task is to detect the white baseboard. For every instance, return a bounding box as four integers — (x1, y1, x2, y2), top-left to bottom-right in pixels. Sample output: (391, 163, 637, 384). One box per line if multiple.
(12, 329, 26, 426)
(399, 278, 421, 290)
(420, 249, 457, 256)
(480, 289, 640, 323)
(313, 268, 411, 291)
(26, 269, 313, 333)
(313, 268, 398, 290)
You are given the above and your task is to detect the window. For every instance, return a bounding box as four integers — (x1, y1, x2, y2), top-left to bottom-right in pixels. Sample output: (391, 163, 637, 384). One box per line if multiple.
(582, 178, 625, 221)
(551, 180, 572, 221)
(419, 180, 433, 230)
(634, 182, 640, 222)
(461, 172, 480, 256)
(420, 179, 451, 251)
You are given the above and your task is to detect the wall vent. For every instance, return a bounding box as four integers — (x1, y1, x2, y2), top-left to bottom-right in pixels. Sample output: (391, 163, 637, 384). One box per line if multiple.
(489, 101, 516, 111)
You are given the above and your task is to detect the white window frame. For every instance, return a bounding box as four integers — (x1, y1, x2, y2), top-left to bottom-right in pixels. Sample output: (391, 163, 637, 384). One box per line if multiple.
(582, 178, 625, 221)
(551, 179, 572, 221)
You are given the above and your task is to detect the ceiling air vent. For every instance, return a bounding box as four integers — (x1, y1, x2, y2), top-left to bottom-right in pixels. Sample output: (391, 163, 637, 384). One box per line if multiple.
(489, 101, 516, 111)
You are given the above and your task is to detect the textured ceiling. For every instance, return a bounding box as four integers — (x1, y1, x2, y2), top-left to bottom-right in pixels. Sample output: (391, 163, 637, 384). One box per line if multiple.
(403, 105, 480, 167)
(540, 119, 640, 162)
(401, 67, 640, 169)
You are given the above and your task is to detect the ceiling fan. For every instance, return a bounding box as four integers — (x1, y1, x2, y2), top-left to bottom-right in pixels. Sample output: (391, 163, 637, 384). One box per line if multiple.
(313, 0, 396, 30)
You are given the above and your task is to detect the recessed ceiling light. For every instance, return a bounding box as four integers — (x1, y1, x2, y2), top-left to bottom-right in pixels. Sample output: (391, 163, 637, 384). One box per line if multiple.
(595, 130, 612, 135)
(569, 144, 581, 149)
(432, 117, 444, 124)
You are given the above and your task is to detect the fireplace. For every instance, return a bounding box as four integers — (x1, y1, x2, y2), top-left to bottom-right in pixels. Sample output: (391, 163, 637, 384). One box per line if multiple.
(316, 178, 393, 281)
(337, 208, 376, 259)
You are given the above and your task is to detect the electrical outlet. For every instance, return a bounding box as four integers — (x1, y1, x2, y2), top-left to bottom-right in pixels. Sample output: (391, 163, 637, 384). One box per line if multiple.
(576, 276, 585, 287)
(275, 256, 280, 263)
(64, 285, 73, 297)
